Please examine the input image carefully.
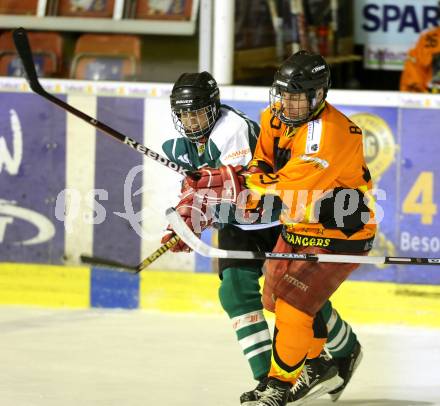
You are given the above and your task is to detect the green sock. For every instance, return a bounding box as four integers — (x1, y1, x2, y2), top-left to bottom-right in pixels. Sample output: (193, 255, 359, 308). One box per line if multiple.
(219, 267, 272, 380)
(320, 301, 358, 358)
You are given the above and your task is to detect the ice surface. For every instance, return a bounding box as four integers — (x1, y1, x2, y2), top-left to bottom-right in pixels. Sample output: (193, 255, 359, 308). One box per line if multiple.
(0, 308, 439, 406)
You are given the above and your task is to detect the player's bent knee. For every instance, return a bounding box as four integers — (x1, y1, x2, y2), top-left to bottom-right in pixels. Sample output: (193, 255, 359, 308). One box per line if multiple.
(218, 267, 263, 318)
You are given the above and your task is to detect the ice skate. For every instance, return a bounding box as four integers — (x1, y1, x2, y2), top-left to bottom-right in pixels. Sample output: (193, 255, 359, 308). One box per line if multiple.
(240, 377, 268, 405)
(329, 341, 363, 401)
(254, 378, 292, 406)
(289, 351, 343, 405)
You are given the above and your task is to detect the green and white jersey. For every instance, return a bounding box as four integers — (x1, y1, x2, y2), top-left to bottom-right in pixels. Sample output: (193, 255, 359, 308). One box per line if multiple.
(163, 104, 280, 229)
(162, 105, 259, 171)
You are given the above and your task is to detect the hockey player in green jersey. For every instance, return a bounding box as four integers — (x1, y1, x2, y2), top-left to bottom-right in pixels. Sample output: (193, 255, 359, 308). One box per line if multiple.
(161, 71, 363, 404)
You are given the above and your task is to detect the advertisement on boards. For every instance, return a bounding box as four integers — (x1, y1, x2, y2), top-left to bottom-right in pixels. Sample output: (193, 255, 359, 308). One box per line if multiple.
(1, 84, 440, 285)
(0, 93, 66, 263)
(354, 0, 440, 70)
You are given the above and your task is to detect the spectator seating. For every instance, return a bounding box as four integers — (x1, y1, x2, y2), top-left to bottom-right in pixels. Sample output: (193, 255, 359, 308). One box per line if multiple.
(0, 0, 38, 15)
(70, 34, 141, 81)
(0, 31, 63, 77)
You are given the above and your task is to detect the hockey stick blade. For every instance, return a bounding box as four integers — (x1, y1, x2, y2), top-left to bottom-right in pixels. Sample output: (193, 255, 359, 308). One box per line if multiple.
(13, 28, 44, 94)
(12, 27, 193, 179)
(166, 207, 259, 260)
(80, 255, 137, 272)
(166, 208, 440, 266)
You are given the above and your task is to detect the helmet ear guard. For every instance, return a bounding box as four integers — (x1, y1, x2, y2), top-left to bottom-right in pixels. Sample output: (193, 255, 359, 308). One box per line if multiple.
(170, 71, 220, 142)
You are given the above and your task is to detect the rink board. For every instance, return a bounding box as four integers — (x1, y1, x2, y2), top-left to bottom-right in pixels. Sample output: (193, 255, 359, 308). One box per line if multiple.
(0, 263, 439, 328)
(1, 79, 440, 326)
(0, 263, 90, 308)
(1, 78, 440, 285)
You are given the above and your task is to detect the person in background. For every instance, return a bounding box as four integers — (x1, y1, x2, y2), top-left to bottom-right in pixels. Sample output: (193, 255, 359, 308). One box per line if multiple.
(400, 25, 440, 93)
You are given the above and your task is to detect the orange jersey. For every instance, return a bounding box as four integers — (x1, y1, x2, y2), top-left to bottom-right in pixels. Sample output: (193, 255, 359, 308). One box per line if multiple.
(400, 27, 440, 93)
(246, 103, 376, 250)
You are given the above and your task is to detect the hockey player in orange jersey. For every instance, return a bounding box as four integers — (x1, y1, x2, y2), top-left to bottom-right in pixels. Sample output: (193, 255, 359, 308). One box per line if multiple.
(400, 26, 440, 93)
(183, 51, 377, 406)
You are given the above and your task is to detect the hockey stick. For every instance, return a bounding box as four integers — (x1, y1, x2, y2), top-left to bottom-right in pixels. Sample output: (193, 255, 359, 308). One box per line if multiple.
(12, 27, 191, 178)
(80, 234, 181, 273)
(135, 234, 181, 272)
(80, 255, 137, 272)
(166, 207, 440, 266)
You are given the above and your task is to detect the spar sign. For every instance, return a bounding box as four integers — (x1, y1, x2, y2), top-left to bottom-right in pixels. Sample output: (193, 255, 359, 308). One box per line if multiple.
(354, 0, 440, 70)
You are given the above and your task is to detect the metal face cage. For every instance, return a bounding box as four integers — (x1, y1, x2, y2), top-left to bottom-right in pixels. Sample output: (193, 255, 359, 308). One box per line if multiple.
(171, 104, 217, 142)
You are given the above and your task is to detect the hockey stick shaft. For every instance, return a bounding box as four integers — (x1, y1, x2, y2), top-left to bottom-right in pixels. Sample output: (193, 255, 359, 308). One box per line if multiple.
(80, 255, 137, 272)
(166, 208, 440, 266)
(135, 234, 180, 273)
(80, 235, 180, 273)
(12, 27, 189, 178)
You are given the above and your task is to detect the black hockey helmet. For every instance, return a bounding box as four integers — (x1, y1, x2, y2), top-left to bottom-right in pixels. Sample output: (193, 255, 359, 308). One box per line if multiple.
(170, 71, 220, 142)
(270, 50, 331, 126)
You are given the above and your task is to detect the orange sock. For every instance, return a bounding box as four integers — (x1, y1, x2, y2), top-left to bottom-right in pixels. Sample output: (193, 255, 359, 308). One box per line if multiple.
(269, 298, 314, 384)
(309, 337, 326, 359)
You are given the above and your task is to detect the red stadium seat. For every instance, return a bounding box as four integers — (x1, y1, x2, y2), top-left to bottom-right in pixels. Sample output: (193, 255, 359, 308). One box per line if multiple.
(0, 31, 63, 77)
(70, 34, 141, 81)
(0, 0, 38, 15)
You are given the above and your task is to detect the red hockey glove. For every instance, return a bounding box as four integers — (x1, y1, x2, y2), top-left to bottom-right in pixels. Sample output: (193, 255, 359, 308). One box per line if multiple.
(186, 165, 248, 205)
(161, 188, 213, 253)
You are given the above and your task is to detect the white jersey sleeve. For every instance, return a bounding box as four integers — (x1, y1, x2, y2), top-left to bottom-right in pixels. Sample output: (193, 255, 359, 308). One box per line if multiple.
(208, 106, 257, 167)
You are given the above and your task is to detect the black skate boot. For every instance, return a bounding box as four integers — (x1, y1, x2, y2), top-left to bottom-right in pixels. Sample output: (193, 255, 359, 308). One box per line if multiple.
(241, 376, 296, 405)
(240, 377, 268, 405)
(289, 351, 343, 405)
(255, 378, 292, 406)
(328, 340, 363, 401)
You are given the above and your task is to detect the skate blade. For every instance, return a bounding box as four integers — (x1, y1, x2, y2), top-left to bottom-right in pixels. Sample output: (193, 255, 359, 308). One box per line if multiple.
(329, 350, 364, 402)
(289, 375, 344, 405)
(241, 401, 260, 406)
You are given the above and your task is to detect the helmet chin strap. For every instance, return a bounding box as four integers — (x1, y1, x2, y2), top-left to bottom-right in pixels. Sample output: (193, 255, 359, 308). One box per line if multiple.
(310, 100, 326, 119)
